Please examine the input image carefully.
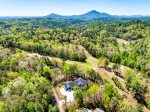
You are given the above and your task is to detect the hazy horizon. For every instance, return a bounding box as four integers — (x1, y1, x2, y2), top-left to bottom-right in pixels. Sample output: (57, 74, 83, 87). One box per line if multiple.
(0, 0, 150, 16)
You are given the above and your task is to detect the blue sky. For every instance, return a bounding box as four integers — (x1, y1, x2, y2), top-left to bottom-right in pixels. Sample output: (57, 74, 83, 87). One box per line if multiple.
(0, 0, 150, 16)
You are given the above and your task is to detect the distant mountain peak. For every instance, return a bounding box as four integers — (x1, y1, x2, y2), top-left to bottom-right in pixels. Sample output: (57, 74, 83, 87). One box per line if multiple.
(48, 13, 60, 16)
(87, 10, 100, 14)
(50, 13, 57, 15)
(81, 10, 111, 19)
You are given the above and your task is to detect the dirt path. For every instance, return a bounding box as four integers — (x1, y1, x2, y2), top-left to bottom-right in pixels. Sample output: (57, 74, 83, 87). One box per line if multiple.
(53, 88, 64, 112)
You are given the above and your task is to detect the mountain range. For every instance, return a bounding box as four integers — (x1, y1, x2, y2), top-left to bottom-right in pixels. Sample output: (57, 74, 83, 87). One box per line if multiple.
(0, 10, 150, 21)
(47, 10, 112, 21)
(47, 10, 150, 21)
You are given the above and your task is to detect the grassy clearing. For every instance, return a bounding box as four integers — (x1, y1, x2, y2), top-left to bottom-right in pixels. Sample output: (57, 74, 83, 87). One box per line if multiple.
(86, 57, 98, 67)
(117, 38, 129, 45)
(66, 60, 91, 71)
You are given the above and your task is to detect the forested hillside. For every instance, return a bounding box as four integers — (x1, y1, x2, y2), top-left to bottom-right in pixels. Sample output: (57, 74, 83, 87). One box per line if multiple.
(0, 18, 150, 112)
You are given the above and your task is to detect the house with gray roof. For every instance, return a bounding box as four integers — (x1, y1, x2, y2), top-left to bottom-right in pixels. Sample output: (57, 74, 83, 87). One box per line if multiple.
(64, 81, 73, 91)
(74, 77, 87, 87)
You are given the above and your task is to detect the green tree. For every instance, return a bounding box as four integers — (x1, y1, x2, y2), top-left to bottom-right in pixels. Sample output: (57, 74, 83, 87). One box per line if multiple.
(27, 102, 35, 112)
(98, 57, 109, 68)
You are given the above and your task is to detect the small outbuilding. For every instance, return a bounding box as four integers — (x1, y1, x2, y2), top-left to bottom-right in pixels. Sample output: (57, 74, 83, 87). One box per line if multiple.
(74, 77, 87, 87)
(64, 81, 73, 91)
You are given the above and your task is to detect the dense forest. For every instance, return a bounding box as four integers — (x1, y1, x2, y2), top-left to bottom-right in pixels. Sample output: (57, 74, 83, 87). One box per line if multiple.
(0, 18, 149, 112)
